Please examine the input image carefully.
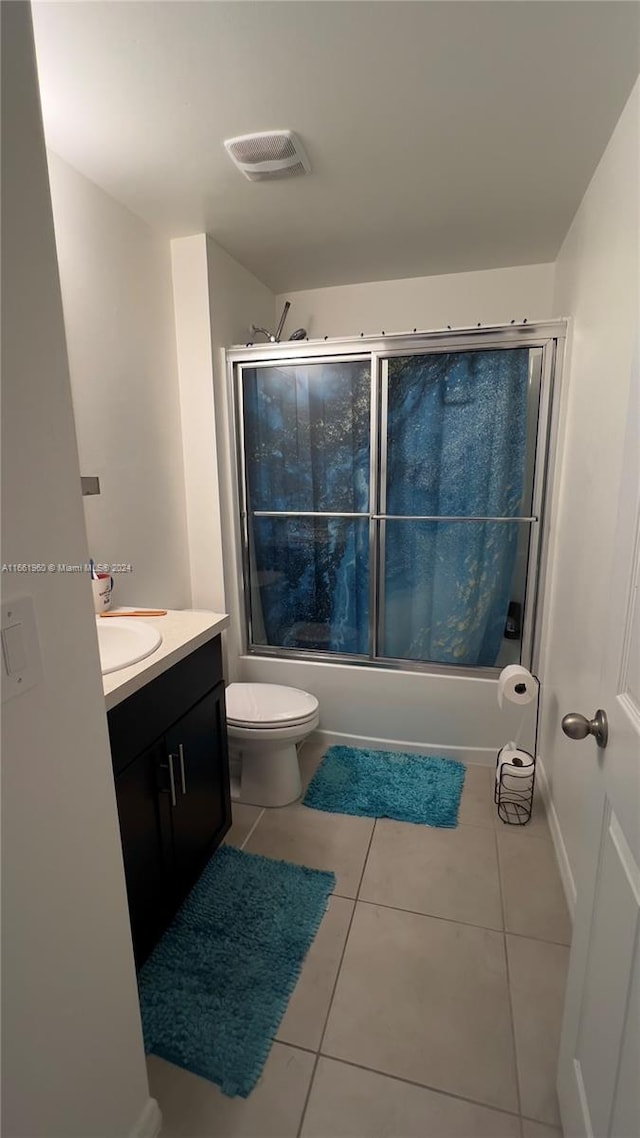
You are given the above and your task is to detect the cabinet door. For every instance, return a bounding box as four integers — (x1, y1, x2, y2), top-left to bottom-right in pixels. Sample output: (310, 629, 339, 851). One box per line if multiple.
(165, 684, 231, 891)
(114, 740, 173, 966)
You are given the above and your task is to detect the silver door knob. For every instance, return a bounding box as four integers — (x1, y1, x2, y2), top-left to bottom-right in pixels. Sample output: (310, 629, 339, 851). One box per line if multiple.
(561, 709, 608, 749)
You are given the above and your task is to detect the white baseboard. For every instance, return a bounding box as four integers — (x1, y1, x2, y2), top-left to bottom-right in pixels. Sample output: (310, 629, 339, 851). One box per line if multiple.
(536, 757, 577, 921)
(310, 728, 496, 767)
(130, 1097, 162, 1138)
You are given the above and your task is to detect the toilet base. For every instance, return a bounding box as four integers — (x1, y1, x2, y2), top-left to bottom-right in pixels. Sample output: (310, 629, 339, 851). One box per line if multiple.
(229, 738, 302, 808)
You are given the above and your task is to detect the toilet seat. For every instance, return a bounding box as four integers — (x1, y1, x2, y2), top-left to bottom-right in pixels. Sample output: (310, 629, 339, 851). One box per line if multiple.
(226, 682, 319, 730)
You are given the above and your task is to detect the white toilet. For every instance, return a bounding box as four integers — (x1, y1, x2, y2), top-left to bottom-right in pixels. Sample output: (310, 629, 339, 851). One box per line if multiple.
(225, 682, 320, 807)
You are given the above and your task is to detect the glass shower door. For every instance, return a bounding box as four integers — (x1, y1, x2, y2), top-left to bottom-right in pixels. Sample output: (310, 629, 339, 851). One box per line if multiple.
(241, 359, 371, 656)
(377, 348, 540, 668)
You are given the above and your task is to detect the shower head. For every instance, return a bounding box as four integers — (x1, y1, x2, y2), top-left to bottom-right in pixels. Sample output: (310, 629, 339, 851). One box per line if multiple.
(289, 328, 307, 340)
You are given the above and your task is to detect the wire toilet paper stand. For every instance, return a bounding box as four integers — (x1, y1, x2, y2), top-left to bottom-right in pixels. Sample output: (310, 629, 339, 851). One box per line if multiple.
(494, 746, 536, 824)
(495, 667, 540, 825)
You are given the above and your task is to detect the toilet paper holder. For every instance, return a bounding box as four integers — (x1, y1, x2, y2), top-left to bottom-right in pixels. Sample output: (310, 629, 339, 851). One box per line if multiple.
(494, 747, 535, 825)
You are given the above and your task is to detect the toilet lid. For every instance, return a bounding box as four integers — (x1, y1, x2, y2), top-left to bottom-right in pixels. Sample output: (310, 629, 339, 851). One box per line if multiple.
(226, 683, 319, 727)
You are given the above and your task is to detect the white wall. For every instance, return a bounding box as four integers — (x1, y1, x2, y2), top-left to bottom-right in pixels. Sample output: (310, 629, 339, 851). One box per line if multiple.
(171, 234, 274, 674)
(171, 235, 223, 612)
(537, 81, 639, 904)
(277, 262, 555, 340)
(208, 238, 276, 674)
(1, 5, 156, 1136)
(47, 152, 191, 610)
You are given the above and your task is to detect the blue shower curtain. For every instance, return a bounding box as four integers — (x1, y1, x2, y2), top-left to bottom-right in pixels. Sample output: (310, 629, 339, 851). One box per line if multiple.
(383, 349, 529, 665)
(243, 349, 529, 666)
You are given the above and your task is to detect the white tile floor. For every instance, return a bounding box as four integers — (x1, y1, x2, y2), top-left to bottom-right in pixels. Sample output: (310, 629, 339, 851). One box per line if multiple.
(147, 736, 570, 1138)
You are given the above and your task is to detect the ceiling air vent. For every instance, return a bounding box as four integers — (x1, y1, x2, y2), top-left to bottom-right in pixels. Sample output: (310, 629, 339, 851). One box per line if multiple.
(224, 130, 311, 182)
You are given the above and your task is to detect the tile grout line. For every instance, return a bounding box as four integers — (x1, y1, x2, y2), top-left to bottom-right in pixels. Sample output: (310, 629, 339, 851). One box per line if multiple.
(239, 807, 265, 850)
(295, 817, 378, 1138)
(459, 816, 553, 842)
(495, 823, 523, 1119)
(297, 1045, 527, 1125)
(351, 896, 570, 948)
(281, 1039, 562, 1133)
(354, 817, 378, 901)
(355, 894, 504, 934)
(318, 816, 379, 1036)
(520, 1112, 563, 1128)
(278, 1039, 561, 1134)
(293, 1029, 320, 1134)
(274, 1039, 317, 1057)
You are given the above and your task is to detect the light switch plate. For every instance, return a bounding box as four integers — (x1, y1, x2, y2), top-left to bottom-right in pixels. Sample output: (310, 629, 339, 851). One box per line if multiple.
(3, 623, 28, 673)
(1, 596, 43, 703)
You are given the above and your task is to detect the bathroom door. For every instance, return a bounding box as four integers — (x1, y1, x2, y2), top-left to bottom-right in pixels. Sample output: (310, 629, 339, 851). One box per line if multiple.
(556, 349, 640, 1137)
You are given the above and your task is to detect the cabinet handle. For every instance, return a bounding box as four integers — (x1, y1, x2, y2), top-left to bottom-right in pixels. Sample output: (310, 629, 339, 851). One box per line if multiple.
(178, 743, 187, 795)
(163, 753, 177, 807)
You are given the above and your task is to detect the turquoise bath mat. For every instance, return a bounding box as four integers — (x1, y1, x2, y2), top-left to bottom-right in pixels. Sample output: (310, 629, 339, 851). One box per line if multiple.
(303, 745, 465, 827)
(138, 845, 335, 1097)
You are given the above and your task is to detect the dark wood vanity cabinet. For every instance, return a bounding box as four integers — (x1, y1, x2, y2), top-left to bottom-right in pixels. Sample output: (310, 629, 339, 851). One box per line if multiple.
(108, 636, 231, 966)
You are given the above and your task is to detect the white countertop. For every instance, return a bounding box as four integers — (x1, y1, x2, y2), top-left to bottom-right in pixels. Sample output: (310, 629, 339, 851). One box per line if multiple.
(102, 608, 229, 711)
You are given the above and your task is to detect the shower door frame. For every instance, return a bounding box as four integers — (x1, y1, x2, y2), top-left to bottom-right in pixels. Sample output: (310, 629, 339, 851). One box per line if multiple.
(228, 320, 566, 679)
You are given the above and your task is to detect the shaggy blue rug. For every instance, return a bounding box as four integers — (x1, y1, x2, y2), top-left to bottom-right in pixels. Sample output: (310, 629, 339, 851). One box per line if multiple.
(138, 845, 335, 1097)
(303, 745, 465, 827)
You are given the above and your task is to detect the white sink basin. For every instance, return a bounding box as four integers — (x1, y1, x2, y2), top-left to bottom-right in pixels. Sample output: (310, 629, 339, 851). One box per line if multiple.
(96, 617, 162, 675)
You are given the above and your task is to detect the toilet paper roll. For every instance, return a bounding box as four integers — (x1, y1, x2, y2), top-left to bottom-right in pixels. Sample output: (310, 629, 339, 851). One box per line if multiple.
(497, 664, 538, 709)
(495, 746, 535, 785)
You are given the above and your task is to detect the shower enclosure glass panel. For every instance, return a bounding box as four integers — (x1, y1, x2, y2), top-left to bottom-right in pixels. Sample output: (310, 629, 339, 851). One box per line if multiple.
(379, 348, 537, 667)
(249, 517, 370, 654)
(381, 519, 531, 667)
(384, 350, 534, 518)
(242, 360, 371, 655)
(243, 361, 371, 513)
(236, 336, 547, 671)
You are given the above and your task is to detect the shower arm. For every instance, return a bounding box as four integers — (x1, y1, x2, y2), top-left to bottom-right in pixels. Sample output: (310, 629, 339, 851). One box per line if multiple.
(250, 325, 276, 343)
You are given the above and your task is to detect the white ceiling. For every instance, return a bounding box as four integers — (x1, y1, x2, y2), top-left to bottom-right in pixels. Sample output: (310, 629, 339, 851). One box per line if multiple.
(32, 1, 639, 293)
